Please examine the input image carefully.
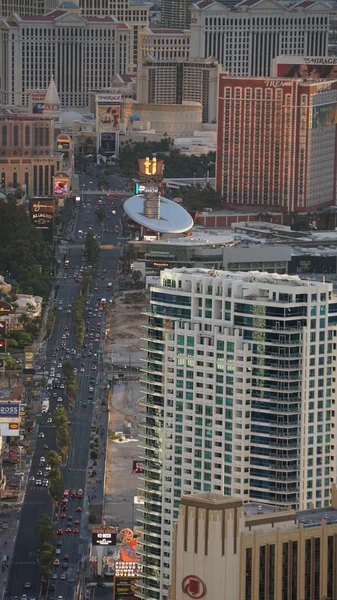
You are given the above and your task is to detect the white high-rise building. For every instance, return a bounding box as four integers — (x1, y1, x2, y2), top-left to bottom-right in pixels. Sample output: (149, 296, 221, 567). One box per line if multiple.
(78, 0, 149, 71)
(138, 268, 337, 599)
(0, 0, 58, 18)
(189, 0, 336, 77)
(0, 9, 130, 108)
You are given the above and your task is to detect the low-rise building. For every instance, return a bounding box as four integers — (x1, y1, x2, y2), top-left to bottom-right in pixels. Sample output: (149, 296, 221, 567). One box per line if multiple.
(169, 488, 337, 600)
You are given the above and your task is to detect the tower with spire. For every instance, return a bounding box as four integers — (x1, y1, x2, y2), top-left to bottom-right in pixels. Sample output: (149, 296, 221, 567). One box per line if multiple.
(43, 75, 62, 136)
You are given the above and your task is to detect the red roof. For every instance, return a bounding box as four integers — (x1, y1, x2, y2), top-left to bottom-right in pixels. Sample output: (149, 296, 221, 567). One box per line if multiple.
(19, 9, 67, 20)
(149, 28, 187, 34)
(116, 23, 129, 28)
(292, 0, 315, 6)
(120, 74, 135, 82)
(87, 15, 116, 22)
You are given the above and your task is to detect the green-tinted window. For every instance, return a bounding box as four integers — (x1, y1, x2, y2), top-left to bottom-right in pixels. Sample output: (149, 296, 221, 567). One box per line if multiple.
(205, 298, 212, 308)
(205, 406, 213, 416)
(175, 424, 183, 433)
(227, 341, 234, 352)
(194, 460, 201, 468)
(176, 380, 183, 388)
(186, 392, 193, 400)
(176, 402, 183, 411)
(204, 451, 212, 459)
(204, 472, 211, 481)
(186, 381, 193, 389)
(217, 340, 224, 351)
(205, 310, 212, 318)
(177, 335, 184, 345)
(187, 336, 194, 347)
(216, 396, 223, 405)
(196, 405, 203, 414)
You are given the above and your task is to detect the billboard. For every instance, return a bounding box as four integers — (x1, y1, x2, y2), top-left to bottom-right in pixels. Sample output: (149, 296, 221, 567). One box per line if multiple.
(135, 182, 160, 195)
(312, 103, 337, 128)
(29, 198, 54, 243)
(273, 56, 337, 79)
(0, 301, 12, 316)
(53, 175, 70, 197)
(97, 106, 121, 133)
(27, 90, 46, 114)
(92, 528, 117, 547)
(0, 404, 20, 418)
(0, 423, 20, 437)
(114, 576, 141, 600)
(101, 133, 116, 152)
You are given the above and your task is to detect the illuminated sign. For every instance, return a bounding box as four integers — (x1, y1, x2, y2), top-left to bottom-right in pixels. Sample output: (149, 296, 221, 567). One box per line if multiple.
(96, 94, 122, 103)
(135, 182, 160, 195)
(273, 56, 337, 79)
(114, 576, 141, 600)
(30, 199, 55, 213)
(0, 339, 6, 353)
(0, 301, 12, 315)
(182, 575, 207, 599)
(138, 157, 164, 178)
(92, 529, 117, 546)
(97, 106, 120, 133)
(133, 496, 144, 505)
(0, 423, 20, 437)
(53, 175, 70, 197)
(0, 404, 20, 418)
(132, 460, 144, 473)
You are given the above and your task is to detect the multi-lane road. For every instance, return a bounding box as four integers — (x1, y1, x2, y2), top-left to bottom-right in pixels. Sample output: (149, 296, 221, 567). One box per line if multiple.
(7, 173, 126, 600)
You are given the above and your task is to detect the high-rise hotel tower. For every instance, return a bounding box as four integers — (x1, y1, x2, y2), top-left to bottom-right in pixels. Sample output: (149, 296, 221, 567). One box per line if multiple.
(138, 268, 337, 599)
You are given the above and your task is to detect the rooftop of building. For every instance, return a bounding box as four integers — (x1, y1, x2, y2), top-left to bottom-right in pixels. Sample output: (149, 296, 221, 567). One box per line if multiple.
(192, 0, 336, 11)
(165, 267, 332, 288)
(142, 26, 190, 35)
(0, 115, 53, 122)
(12, 10, 124, 23)
(181, 491, 337, 528)
(132, 227, 236, 247)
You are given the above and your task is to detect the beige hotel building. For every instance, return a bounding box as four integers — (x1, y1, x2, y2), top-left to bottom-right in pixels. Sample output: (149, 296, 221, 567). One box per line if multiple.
(0, 115, 62, 196)
(169, 490, 337, 600)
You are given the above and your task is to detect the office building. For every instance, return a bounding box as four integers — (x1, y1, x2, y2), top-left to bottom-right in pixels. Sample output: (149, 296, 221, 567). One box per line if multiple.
(0, 0, 57, 17)
(169, 489, 337, 600)
(189, 0, 335, 77)
(138, 27, 190, 64)
(161, 0, 194, 29)
(0, 10, 130, 108)
(138, 268, 337, 599)
(0, 115, 63, 196)
(216, 75, 337, 212)
(78, 0, 149, 71)
(137, 57, 222, 123)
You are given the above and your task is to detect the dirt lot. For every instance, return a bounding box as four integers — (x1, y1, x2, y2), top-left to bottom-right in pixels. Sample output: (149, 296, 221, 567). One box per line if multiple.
(104, 291, 148, 367)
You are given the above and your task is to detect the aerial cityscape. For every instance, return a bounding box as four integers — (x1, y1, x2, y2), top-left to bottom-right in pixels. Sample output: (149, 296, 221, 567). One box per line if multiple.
(2, 0, 337, 599)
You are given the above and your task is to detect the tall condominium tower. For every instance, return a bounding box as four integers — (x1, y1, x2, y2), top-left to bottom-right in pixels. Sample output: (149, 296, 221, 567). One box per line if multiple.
(138, 268, 337, 599)
(161, 0, 195, 28)
(189, 0, 336, 77)
(216, 75, 337, 212)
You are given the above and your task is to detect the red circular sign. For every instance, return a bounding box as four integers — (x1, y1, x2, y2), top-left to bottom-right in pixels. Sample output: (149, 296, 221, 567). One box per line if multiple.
(182, 575, 206, 599)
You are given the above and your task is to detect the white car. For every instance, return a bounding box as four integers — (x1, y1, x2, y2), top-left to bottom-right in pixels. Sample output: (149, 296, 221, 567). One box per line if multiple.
(55, 548, 61, 555)
(57, 397, 63, 403)
(35, 480, 42, 486)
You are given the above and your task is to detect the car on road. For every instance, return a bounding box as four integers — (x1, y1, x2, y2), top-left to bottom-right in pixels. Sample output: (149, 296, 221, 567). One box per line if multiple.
(55, 548, 61, 555)
(62, 562, 68, 569)
(35, 480, 42, 486)
(65, 528, 72, 533)
(39, 432, 44, 438)
(45, 464, 51, 471)
(77, 489, 83, 498)
(57, 397, 63, 403)
(89, 386, 94, 392)
(60, 513, 66, 519)
(92, 365, 97, 370)
(74, 519, 80, 525)
(73, 528, 79, 533)
(37, 470, 43, 476)
(43, 444, 49, 449)
(28, 476, 35, 482)
(47, 418, 52, 423)
(56, 529, 63, 535)
(63, 555, 69, 560)
(24, 583, 31, 589)
(76, 506, 82, 512)
(53, 559, 60, 566)
(82, 403, 87, 408)
(43, 480, 48, 487)
(60, 573, 66, 580)
(52, 574, 57, 580)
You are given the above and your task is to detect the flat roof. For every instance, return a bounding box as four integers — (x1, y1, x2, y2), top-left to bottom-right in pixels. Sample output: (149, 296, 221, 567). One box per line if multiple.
(132, 227, 236, 247)
(163, 267, 332, 288)
(124, 194, 193, 234)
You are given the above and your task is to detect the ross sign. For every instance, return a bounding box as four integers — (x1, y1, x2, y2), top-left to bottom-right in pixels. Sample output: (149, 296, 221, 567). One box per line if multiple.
(92, 529, 117, 547)
(135, 182, 160, 195)
(0, 301, 12, 316)
(0, 404, 20, 418)
(273, 56, 337, 79)
(182, 575, 206, 599)
(97, 106, 121, 133)
(138, 157, 164, 178)
(53, 174, 70, 197)
(114, 576, 141, 600)
(0, 423, 20, 437)
(96, 94, 122, 103)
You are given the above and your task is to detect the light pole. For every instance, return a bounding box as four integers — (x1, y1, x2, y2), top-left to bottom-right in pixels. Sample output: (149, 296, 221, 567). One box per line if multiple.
(18, 445, 23, 470)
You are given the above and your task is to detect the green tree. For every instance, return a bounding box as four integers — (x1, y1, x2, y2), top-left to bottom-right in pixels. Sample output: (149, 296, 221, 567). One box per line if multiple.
(49, 477, 64, 501)
(84, 232, 99, 264)
(36, 514, 54, 545)
(62, 361, 74, 380)
(95, 206, 105, 223)
(46, 450, 62, 469)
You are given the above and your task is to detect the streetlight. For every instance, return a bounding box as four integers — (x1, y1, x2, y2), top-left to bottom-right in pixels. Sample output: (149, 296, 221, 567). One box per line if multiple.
(18, 445, 23, 470)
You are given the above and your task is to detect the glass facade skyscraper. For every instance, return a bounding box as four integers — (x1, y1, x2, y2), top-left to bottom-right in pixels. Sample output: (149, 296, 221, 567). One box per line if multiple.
(138, 268, 337, 599)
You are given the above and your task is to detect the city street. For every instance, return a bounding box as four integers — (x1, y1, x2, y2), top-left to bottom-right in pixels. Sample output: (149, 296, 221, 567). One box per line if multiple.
(6, 170, 127, 600)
